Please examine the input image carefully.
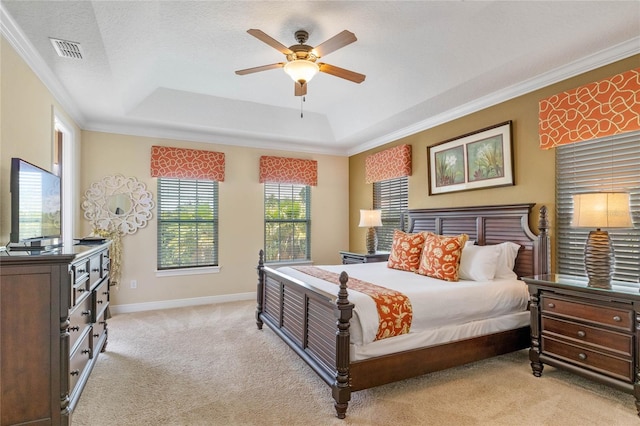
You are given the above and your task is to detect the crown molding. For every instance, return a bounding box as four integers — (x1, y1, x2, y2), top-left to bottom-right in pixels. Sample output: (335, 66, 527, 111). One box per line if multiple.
(3, 2, 637, 158)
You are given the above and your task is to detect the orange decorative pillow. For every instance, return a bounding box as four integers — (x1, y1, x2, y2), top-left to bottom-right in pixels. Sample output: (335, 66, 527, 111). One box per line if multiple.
(416, 233, 469, 281)
(387, 230, 428, 272)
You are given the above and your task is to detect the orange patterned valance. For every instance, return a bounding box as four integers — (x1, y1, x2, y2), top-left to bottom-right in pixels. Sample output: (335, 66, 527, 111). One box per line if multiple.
(150, 146, 225, 181)
(365, 144, 412, 184)
(259, 156, 317, 186)
(539, 68, 640, 149)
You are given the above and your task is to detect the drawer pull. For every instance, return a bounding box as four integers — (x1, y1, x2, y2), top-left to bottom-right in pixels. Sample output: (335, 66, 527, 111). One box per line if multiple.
(82, 310, 91, 317)
(97, 300, 103, 304)
(547, 303, 555, 308)
(69, 326, 80, 332)
(82, 349, 91, 355)
(102, 291, 109, 295)
(99, 321, 107, 325)
(578, 353, 587, 361)
(613, 315, 621, 322)
(77, 269, 86, 274)
(77, 288, 86, 293)
(577, 330, 586, 338)
(70, 369, 80, 376)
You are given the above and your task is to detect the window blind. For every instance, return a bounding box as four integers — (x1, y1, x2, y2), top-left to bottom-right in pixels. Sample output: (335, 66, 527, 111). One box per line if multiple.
(157, 178, 218, 269)
(556, 132, 640, 282)
(373, 176, 408, 251)
(264, 183, 311, 262)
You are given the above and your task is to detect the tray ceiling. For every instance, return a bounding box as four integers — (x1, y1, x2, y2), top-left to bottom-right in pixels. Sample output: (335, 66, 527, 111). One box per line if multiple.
(1, 1, 638, 155)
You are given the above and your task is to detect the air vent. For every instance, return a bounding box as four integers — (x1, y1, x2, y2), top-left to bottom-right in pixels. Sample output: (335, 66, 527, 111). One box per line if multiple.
(49, 38, 83, 59)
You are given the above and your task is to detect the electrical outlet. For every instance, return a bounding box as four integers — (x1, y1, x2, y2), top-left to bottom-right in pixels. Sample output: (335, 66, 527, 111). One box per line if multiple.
(130, 280, 137, 289)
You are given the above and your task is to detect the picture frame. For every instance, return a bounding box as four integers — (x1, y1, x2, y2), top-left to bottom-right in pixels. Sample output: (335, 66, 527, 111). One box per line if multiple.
(428, 121, 514, 195)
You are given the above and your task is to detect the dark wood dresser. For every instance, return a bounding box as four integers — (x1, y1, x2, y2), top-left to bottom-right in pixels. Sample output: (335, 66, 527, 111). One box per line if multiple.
(0, 242, 111, 426)
(523, 274, 640, 417)
(339, 251, 389, 264)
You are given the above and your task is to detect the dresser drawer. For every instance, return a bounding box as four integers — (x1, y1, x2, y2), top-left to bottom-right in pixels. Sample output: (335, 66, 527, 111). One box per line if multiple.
(541, 316, 632, 357)
(71, 260, 91, 307)
(541, 295, 633, 332)
(89, 254, 102, 288)
(68, 297, 93, 352)
(93, 278, 110, 322)
(93, 310, 108, 353)
(69, 331, 92, 396)
(542, 336, 633, 382)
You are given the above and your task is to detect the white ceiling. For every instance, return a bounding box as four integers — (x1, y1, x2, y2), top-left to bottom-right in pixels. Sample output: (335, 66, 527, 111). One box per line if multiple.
(2, 1, 639, 156)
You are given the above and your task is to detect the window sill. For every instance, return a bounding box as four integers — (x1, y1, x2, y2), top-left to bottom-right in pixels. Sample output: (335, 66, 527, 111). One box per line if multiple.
(155, 266, 221, 277)
(265, 260, 313, 269)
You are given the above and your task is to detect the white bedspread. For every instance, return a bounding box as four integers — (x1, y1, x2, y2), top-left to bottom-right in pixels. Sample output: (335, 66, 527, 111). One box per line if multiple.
(277, 262, 529, 347)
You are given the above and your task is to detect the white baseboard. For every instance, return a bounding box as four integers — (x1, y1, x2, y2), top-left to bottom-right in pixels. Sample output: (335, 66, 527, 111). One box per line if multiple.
(110, 292, 256, 315)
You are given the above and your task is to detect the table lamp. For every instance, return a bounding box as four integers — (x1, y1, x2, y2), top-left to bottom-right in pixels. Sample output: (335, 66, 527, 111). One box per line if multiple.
(359, 209, 383, 254)
(572, 192, 633, 288)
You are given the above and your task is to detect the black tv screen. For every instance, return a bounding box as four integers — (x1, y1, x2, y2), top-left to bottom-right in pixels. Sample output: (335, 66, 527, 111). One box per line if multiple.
(10, 158, 62, 243)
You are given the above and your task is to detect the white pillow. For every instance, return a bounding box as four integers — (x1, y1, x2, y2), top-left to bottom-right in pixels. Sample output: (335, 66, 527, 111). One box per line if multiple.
(459, 244, 500, 281)
(494, 241, 521, 279)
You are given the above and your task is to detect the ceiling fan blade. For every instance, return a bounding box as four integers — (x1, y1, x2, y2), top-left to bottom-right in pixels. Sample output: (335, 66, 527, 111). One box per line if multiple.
(235, 63, 285, 75)
(295, 82, 307, 96)
(313, 30, 357, 57)
(318, 63, 366, 83)
(247, 29, 293, 55)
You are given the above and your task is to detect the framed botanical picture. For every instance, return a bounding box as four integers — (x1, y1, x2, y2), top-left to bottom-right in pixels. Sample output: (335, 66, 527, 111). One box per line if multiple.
(428, 121, 513, 195)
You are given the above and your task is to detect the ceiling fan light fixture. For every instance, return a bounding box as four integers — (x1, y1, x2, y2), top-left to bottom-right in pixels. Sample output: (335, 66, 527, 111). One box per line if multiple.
(284, 60, 319, 85)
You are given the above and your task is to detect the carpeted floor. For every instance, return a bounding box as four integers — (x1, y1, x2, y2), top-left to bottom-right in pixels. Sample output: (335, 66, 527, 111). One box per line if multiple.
(72, 300, 638, 425)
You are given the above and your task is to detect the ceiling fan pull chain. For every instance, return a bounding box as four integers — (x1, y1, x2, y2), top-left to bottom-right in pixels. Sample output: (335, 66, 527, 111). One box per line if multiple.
(300, 96, 306, 118)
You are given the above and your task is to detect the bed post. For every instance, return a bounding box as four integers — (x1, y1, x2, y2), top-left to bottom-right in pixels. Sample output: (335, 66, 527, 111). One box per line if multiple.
(332, 271, 353, 419)
(535, 206, 551, 275)
(256, 250, 264, 330)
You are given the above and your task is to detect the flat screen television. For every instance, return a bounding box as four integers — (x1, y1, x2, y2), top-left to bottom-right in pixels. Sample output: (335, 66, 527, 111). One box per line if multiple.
(10, 157, 62, 247)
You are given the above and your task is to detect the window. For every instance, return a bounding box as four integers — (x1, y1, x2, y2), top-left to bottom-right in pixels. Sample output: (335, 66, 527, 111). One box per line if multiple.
(157, 178, 218, 269)
(373, 176, 408, 251)
(556, 132, 640, 282)
(264, 183, 310, 262)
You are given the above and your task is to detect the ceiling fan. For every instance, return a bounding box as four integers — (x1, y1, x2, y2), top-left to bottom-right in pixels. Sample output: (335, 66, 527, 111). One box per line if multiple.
(235, 29, 366, 96)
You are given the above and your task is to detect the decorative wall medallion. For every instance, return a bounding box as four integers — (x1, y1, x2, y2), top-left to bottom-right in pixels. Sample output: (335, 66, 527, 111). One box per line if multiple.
(82, 175, 154, 235)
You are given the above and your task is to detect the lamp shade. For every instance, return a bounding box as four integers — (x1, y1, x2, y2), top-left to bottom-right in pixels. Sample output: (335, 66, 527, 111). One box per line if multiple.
(572, 192, 633, 228)
(283, 60, 319, 85)
(359, 209, 382, 227)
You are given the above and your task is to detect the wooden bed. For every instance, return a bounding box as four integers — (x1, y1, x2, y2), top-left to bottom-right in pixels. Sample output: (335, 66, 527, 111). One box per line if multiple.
(255, 203, 550, 418)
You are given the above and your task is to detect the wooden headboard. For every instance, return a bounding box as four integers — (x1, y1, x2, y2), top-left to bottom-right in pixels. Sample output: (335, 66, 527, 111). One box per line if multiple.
(403, 203, 550, 278)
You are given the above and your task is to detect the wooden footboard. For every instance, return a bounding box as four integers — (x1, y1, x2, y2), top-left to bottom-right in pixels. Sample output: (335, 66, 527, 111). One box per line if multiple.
(256, 250, 354, 418)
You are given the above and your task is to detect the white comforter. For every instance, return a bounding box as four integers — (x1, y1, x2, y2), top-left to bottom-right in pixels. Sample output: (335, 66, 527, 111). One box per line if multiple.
(277, 262, 529, 346)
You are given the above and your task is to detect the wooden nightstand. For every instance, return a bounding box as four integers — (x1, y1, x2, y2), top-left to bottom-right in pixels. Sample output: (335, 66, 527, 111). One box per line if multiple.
(339, 251, 389, 264)
(522, 274, 640, 417)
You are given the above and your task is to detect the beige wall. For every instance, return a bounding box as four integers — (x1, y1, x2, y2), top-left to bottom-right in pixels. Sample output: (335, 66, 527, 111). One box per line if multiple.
(2, 33, 638, 307)
(1, 36, 348, 308)
(1, 37, 83, 243)
(348, 55, 640, 263)
(81, 132, 349, 307)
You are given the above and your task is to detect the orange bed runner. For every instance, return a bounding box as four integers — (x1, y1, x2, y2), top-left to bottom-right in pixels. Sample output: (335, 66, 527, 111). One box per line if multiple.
(292, 266, 413, 341)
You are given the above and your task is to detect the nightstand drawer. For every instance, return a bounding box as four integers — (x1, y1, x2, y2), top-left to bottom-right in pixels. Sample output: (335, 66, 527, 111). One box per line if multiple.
(541, 295, 633, 331)
(541, 316, 632, 357)
(542, 336, 633, 382)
